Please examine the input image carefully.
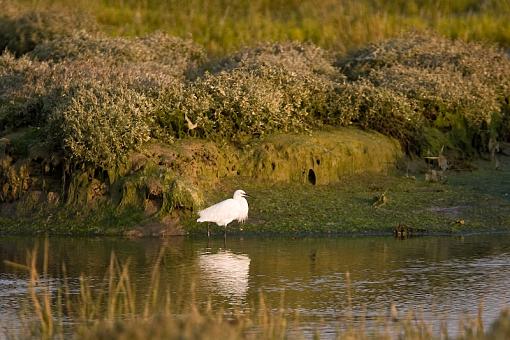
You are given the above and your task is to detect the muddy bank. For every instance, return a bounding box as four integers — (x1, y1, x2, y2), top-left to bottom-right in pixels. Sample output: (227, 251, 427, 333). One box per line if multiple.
(193, 158, 510, 237)
(0, 128, 406, 236)
(1, 126, 509, 237)
(2, 127, 509, 237)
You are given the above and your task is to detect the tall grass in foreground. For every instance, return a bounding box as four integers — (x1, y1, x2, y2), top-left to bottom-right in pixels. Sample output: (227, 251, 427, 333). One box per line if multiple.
(5, 242, 510, 339)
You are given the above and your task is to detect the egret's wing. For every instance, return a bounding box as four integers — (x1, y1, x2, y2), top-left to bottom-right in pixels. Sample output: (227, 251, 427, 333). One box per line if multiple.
(197, 199, 240, 222)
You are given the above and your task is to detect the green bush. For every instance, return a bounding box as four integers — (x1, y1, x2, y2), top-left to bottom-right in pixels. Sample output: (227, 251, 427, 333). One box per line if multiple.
(0, 4, 96, 56)
(340, 33, 510, 89)
(333, 80, 423, 152)
(337, 32, 510, 153)
(199, 41, 339, 78)
(0, 53, 53, 130)
(30, 31, 205, 79)
(48, 84, 154, 168)
(0, 52, 183, 134)
(0, 30, 189, 169)
(158, 42, 342, 142)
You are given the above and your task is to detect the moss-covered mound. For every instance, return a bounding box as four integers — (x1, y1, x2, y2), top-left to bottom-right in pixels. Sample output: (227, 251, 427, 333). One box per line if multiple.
(242, 128, 401, 185)
(0, 128, 401, 235)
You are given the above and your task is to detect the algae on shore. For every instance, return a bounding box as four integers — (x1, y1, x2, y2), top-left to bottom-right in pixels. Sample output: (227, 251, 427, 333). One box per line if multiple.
(1, 125, 509, 236)
(188, 151, 510, 236)
(0, 128, 406, 235)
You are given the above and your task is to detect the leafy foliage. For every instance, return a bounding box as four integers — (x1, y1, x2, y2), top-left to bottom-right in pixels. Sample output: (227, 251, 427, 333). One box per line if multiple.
(0, 30, 194, 167)
(30, 31, 205, 78)
(0, 3, 96, 56)
(0, 53, 53, 130)
(158, 42, 342, 142)
(47, 84, 153, 167)
(333, 80, 423, 150)
(337, 32, 510, 154)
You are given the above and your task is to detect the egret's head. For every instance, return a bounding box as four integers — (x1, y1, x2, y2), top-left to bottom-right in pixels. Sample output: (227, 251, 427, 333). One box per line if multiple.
(233, 189, 250, 199)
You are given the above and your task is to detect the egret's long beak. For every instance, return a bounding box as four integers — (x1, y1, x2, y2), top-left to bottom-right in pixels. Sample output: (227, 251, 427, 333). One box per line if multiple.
(244, 193, 252, 198)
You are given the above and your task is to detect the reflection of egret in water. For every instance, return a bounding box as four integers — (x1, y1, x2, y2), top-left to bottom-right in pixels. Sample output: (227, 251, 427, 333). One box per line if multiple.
(198, 250, 251, 301)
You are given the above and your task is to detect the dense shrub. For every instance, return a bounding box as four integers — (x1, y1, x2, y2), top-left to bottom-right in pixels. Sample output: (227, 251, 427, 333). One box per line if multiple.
(157, 42, 342, 142)
(187, 67, 317, 140)
(0, 33, 186, 167)
(333, 80, 423, 150)
(337, 32, 510, 153)
(0, 4, 95, 56)
(30, 32, 205, 78)
(199, 41, 339, 78)
(47, 84, 154, 168)
(0, 52, 183, 132)
(340, 33, 510, 91)
(0, 53, 53, 130)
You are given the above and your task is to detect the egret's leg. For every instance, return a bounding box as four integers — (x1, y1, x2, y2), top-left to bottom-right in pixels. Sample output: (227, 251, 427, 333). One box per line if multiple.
(207, 223, 210, 238)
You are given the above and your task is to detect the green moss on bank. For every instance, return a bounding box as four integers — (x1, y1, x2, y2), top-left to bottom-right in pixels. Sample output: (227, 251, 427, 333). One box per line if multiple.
(2, 128, 510, 236)
(0, 128, 405, 235)
(186, 156, 510, 236)
(242, 128, 401, 184)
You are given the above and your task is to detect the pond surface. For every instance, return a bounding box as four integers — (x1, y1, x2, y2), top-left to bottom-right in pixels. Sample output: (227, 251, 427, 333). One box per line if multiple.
(1, 234, 510, 337)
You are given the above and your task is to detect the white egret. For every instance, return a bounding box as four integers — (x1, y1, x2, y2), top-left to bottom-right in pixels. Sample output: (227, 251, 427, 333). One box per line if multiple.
(197, 189, 250, 237)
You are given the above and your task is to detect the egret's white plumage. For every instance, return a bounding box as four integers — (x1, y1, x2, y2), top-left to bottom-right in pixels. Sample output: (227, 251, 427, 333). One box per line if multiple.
(197, 189, 249, 230)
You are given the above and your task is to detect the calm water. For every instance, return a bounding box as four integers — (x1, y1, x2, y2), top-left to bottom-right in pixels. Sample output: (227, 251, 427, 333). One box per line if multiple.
(1, 234, 510, 337)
